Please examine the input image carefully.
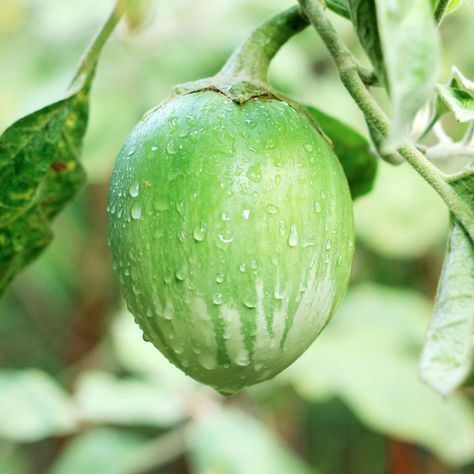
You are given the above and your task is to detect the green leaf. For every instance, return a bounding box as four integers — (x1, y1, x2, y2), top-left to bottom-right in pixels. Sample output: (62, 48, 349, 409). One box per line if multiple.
(75, 370, 186, 427)
(437, 66, 474, 122)
(0, 5, 121, 297)
(0, 84, 90, 296)
(447, 0, 463, 13)
(421, 165, 474, 394)
(327, 0, 351, 19)
(187, 408, 314, 474)
(375, 0, 440, 148)
(0, 369, 77, 442)
(305, 105, 378, 199)
(420, 218, 474, 395)
(285, 284, 474, 466)
(348, 0, 386, 85)
(49, 428, 148, 474)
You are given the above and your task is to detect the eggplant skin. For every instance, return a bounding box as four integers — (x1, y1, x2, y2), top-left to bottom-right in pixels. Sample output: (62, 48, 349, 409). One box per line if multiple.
(108, 91, 354, 395)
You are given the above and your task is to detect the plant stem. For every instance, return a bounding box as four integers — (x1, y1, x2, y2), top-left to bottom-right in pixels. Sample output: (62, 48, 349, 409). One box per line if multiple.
(219, 6, 308, 82)
(69, 0, 125, 90)
(434, 0, 451, 24)
(298, 0, 474, 241)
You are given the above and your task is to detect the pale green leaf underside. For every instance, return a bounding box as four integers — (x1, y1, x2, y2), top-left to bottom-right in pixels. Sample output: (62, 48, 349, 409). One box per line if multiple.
(420, 218, 474, 395)
(420, 166, 474, 395)
(375, 0, 439, 148)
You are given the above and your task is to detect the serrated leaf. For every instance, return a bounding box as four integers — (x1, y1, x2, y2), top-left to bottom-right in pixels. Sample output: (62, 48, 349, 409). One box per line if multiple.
(327, 0, 351, 19)
(348, 0, 386, 85)
(437, 66, 474, 122)
(375, 0, 439, 149)
(305, 105, 378, 199)
(0, 369, 77, 442)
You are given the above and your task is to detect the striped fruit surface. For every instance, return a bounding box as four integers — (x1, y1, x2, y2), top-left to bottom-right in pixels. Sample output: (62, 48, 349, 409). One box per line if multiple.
(108, 91, 354, 395)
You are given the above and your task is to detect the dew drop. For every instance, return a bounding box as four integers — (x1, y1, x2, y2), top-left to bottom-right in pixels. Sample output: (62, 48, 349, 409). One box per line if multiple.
(216, 272, 225, 283)
(151, 146, 158, 152)
(221, 212, 231, 221)
(129, 182, 139, 197)
(266, 204, 278, 215)
(218, 234, 233, 244)
(213, 293, 223, 305)
(288, 224, 298, 247)
(242, 209, 250, 220)
(131, 204, 142, 220)
(236, 352, 250, 366)
(326, 239, 332, 250)
(199, 354, 216, 370)
(193, 222, 207, 242)
(315, 201, 321, 213)
(239, 263, 247, 272)
(304, 143, 313, 152)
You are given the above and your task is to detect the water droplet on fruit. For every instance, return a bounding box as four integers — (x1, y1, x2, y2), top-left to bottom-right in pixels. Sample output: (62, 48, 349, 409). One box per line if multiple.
(199, 354, 216, 370)
(218, 234, 233, 244)
(164, 303, 175, 320)
(274, 175, 281, 185)
(288, 224, 298, 247)
(213, 293, 223, 305)
(242, 209, 250, 220)
(266, 204, 278, 215)
(239, 263, 247, 272)
(304, 143, 313, 152)
(326, 239, 332, 250)
(129, 182, 139, 197)
(221, 212, 231, 221)
(131, 204, 142, 220)
(167, 141, 177, 155)
(176, 201, 184, 214)
(151, 146, 158, 152)
(193, 222, 207, 241)
(216, 272, 225, 283)
(235, 352, 250, 366)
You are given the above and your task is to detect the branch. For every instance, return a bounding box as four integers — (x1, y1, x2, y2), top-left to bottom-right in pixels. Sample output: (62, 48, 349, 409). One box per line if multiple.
(298, 0, 474, 241)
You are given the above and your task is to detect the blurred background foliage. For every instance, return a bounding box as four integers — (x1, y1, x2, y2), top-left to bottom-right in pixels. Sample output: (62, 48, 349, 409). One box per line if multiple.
(0, 0, 474, 473)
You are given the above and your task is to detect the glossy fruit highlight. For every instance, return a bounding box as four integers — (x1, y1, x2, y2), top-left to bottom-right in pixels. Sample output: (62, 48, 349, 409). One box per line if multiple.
(108, 90, 354, 395)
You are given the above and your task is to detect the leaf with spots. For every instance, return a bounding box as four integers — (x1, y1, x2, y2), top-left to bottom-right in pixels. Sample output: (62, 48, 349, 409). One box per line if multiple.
(0, 4, 123, 296)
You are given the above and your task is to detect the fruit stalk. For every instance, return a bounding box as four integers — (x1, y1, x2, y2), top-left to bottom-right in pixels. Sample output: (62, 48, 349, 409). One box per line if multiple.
(218, 6, 309, 82)
(69, 0, 125, 90)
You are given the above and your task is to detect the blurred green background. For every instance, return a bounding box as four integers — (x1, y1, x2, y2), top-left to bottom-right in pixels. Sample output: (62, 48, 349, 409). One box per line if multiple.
(1, 1, 474, 473)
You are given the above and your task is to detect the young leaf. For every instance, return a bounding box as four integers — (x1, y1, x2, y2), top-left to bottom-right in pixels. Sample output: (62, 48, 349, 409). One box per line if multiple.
(436, 66, 474, 122)
(375, 0, 440, 149)
(0, 5, 122, 297)
(420, 166, 474, 395)
(327, 0, 352, 19)
(305, 105, 378, 199)
(125, 0, 155, 32)
(348, 0, 386, 85)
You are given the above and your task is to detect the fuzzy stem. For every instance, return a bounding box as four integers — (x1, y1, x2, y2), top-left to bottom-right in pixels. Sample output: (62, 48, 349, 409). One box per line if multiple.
(69, 0, 125, 90)
(298, 0, 474, 241)
(219, 6, 308, 82)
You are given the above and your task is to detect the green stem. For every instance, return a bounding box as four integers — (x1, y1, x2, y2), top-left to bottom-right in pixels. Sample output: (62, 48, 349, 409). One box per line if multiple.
(298, 0, 474, 241)
(69, 0, 125, 90)
(434, 0, 451, 25)
(219, 6, 308, 82)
